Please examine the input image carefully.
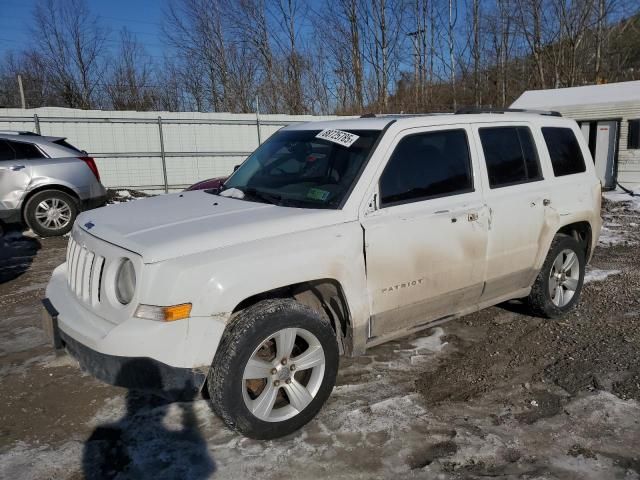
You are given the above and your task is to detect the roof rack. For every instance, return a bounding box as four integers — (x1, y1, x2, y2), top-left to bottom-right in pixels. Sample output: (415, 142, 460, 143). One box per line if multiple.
(455, 107, 562, 117)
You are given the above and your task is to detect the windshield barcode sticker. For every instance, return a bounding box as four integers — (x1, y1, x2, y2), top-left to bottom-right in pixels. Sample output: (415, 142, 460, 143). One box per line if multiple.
(316, 129, 359, 147)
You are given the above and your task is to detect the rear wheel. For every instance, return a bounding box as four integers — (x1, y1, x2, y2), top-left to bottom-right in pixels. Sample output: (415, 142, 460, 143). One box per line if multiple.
(207, 298, 339, 439)
(24, 190, 78, 237)
(526, 234, 585, 318)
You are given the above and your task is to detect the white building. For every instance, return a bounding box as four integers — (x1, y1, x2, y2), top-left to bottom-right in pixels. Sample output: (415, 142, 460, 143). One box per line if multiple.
(511, 81, 640, 189)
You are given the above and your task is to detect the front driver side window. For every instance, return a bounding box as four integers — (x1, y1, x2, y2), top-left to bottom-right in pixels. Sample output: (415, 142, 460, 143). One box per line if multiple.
(379, 129, 474, 207)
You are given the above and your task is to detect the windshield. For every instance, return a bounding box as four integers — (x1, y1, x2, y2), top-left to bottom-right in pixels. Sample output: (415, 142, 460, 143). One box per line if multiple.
(221, 129, 381, 209)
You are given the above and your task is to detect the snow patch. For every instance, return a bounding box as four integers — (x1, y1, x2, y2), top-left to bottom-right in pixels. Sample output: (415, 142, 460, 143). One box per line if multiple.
(584, 268, 621, 284)
(410, 327, 447, 353)
(603, 187, 640, 213)
(0, 441, 82, 479)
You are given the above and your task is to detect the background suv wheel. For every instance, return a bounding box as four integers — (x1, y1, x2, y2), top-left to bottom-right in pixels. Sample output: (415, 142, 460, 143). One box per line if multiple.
(24, 190, 78, 237)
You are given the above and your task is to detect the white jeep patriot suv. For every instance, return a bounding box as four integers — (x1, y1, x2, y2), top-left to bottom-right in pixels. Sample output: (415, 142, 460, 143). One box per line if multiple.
(43, 111, 601, 439)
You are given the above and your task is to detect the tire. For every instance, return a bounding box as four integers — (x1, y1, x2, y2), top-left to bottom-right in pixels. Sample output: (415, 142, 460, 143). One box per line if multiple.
(208, 298, 339, 439)
(24, 190, 78, 237)
(526, 233, 586, 318)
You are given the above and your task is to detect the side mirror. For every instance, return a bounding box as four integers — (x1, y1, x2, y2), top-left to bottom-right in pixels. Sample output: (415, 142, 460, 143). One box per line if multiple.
(233, 165, 240, 172)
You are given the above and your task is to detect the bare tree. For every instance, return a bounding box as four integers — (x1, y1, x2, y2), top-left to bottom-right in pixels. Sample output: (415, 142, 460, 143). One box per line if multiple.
(32, 0, 109, 108)
(165, 0, 237, 111)
(271, 0, 307, 113)
(514, 0, 547, 88)
(230, 0, 279, 112)
(447, 0, 458, 109)
(106, 30, 156, 110)
(362, 0, 404, 110)
(470, 0, 481, 106)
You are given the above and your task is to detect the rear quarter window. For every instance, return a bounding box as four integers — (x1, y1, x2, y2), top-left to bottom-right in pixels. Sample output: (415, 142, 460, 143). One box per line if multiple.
(9, 140, 44, 160)
(541, 127, 586, 176)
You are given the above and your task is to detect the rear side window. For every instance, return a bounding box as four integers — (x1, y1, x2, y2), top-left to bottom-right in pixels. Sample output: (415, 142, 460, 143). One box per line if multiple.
(380, 129, 473, 206)
(542, 127, 586, 176)
(0, 140, 14, 161)
(8, 141, 44, 160)
(479, 126, 542, 188)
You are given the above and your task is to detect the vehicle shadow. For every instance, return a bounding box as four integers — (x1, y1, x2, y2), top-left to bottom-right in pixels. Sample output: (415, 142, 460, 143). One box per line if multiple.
(0, 229, 41, 284)
(497, 299, 533, 316)
(82, 359, 216, 479)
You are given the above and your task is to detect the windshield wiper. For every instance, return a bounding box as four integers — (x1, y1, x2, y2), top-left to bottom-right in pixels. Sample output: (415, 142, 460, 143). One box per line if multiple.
(240, 187, 283, 206)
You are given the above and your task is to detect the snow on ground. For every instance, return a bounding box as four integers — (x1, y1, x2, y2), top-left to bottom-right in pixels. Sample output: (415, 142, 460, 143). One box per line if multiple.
(603, 186, 640, 210)
(0, 329, 452, 479)
(106, 188, 153, 205)
(599, 186, 640, 247)
(584, 267, 622, 284)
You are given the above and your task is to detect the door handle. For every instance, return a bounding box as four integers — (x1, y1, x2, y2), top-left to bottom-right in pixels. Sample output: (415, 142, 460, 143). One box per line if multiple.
(467, 212, 479, 222)
(543, 198, 551, 206)
(10, 165, 26, 171)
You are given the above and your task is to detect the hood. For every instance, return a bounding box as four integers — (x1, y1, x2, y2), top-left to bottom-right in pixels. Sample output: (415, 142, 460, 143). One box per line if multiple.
(76, 190, 349, 263)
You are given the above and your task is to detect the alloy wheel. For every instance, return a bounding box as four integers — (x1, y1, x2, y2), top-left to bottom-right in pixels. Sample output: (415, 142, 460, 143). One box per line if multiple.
(242, 327, 326, 422)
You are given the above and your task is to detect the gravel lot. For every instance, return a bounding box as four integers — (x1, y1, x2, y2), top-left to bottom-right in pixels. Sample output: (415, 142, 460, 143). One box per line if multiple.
(0, 193, 639, 479)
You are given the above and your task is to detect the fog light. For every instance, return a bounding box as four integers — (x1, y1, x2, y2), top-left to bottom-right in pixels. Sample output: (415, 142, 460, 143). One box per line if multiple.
(134, 303, 192, 322)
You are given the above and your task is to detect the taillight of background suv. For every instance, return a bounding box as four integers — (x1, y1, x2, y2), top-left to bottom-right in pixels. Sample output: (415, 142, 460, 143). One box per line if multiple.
(79, 156, 100, 181)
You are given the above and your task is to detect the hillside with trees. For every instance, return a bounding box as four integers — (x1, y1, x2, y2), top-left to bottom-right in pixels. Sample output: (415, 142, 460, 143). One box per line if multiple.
(1, 0, 639, 114)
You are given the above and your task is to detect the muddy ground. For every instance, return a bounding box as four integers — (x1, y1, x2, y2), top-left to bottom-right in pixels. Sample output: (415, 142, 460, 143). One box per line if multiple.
(0, 196, 639, 479)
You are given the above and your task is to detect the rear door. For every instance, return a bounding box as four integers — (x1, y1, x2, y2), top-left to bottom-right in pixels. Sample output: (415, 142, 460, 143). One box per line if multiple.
(361, 125, 489, 339)
(0, 139, 35, 211)
(473, 123, 549, 301)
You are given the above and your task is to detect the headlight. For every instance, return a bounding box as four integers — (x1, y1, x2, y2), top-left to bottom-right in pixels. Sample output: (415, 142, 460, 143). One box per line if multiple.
(115, 258, 136, 305)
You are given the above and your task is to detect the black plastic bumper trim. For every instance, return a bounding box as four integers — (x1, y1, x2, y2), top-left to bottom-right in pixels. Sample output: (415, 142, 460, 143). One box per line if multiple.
(60, 330, 207, 394)
(42, 298, 207, 394)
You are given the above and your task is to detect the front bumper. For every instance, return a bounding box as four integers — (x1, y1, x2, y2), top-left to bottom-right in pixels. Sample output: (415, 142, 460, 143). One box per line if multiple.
(42, 297, 207, 393)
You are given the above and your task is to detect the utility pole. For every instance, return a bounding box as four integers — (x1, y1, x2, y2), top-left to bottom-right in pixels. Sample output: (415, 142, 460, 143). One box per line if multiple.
(17, 75, 26, 109)
(255, 96, 262, 145)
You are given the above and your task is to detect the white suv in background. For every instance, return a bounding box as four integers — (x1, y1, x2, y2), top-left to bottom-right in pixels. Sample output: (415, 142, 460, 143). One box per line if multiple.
(44, 110, 601, 439)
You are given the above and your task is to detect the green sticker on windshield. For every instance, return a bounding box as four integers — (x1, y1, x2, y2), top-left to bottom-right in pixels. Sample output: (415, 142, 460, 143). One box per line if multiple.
(307, 188, 330, 201)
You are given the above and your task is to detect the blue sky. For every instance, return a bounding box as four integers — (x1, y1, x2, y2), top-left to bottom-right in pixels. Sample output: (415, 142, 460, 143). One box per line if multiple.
(0, 0, 166, 60)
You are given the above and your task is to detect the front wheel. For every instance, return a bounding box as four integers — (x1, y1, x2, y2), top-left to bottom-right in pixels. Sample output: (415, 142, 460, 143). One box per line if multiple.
(207, 299, 339, 439)
(526, 233, 585, 318)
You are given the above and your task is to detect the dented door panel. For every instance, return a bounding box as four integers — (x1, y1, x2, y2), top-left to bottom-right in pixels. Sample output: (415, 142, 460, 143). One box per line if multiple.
(363, 196, 489, 338)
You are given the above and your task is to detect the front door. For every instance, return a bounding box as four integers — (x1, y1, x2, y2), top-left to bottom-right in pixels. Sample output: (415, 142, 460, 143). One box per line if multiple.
(361, 126, 488, 339)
